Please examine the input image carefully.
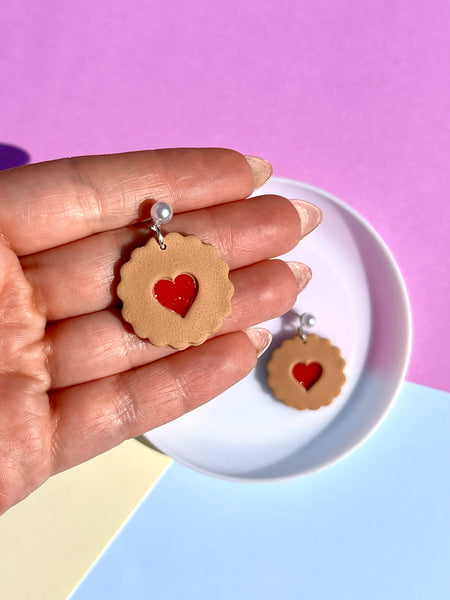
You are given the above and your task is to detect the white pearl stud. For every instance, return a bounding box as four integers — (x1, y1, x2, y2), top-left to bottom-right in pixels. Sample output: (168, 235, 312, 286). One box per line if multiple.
(151, 201, 173, 225)
(298, 312, 316, 343)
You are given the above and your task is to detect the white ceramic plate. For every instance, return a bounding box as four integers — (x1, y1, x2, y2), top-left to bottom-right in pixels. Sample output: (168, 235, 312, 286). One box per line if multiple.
(144, 178, 412, 481)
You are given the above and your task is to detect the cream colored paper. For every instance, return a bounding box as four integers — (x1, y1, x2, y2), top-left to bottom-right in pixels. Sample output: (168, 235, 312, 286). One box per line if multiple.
(0, 440, 171, 600)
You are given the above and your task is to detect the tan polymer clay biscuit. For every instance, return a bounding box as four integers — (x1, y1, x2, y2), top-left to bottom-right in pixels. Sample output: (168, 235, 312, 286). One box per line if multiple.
(267, 334, 346, 410)
(117, 232, 234, 350)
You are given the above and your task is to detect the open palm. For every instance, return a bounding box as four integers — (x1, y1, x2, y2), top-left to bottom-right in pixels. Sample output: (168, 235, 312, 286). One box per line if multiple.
(0, 148, 318, 514)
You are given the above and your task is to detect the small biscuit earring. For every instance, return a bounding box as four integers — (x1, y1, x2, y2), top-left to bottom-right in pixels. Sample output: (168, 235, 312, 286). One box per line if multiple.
(117, 201, 234, 350)
(267, 312, 346, 410)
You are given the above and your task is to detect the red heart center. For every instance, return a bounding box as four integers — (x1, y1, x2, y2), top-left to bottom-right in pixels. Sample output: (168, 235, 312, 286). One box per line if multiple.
(153, 274, 198, 317)
(292, 362, 323, 390)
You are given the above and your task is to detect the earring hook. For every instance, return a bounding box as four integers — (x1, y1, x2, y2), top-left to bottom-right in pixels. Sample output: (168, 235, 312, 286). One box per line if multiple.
(150, 201, 173, 250)
(295, 311, 316, 344)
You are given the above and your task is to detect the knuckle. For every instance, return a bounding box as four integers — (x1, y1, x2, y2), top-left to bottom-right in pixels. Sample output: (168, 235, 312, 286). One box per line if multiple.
(110, 374, 144, 439)
(147, 362, 194, 425)
(64, 157, 104, 225)
(207, 210, 234, 263)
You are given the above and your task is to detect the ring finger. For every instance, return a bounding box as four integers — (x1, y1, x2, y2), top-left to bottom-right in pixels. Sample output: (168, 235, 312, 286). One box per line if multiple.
(46, 258, 310, 389)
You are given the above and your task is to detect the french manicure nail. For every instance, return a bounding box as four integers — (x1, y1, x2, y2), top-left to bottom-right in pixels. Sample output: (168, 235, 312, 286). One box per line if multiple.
(245, 155, 273, 190)
(286, 261, 312, 293)
(244, 327, 273, 358)
(290, 200, 323, 237)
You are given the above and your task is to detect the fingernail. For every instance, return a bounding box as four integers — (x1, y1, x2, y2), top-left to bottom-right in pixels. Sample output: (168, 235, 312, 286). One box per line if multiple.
(286, 261, 312, 293)
(290, 200, 323, 237)
(244, 327, 273, 358)
(245, 155, 273, 190)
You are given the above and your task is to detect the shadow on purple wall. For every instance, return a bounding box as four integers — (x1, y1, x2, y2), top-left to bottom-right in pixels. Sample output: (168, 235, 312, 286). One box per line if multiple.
(0, 144, 30, 171)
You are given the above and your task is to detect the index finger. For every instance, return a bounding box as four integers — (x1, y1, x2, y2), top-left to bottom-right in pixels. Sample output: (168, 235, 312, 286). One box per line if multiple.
(0, 148, 271, 255)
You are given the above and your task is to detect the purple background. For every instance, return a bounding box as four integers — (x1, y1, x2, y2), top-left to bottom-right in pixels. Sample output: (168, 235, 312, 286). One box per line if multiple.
(2, 0, 449, 390)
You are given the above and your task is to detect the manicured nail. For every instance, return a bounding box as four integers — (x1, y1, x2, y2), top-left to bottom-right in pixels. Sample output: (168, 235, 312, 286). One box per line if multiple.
(244, 327, 273, 358)
(286, 261, 312, 293)
(290, 200, 323, 237)
(245, 155, 273, 190)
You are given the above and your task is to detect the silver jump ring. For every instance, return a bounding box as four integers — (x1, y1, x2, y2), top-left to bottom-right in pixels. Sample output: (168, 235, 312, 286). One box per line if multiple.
(150, 223, 167, 250)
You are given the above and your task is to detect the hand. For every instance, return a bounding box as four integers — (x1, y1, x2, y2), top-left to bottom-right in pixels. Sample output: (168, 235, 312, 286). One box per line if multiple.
(0, 148, 321, 513)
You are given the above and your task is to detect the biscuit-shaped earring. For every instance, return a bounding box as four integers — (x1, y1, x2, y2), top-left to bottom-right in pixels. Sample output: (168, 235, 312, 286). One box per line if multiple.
(117, 201, 234, 350)
(267, 312, 346, 410)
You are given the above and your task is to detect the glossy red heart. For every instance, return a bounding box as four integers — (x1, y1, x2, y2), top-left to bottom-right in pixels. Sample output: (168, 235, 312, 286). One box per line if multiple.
(153, 274, 198, 317)
(292, 362, 323, 390)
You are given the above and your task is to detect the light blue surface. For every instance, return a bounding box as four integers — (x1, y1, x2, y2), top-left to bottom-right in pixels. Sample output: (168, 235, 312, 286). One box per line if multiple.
(72, 382, 450, 600)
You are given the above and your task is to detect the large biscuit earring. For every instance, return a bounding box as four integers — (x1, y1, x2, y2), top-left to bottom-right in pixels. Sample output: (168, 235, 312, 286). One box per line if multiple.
(117, 201, 234, 350)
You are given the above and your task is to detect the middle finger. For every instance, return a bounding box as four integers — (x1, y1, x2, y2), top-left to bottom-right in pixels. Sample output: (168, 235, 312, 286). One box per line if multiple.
(22, 195, 314, 321)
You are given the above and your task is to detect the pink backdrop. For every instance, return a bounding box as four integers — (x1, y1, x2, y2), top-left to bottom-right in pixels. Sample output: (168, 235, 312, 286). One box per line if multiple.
(2, 0, 449, 390)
